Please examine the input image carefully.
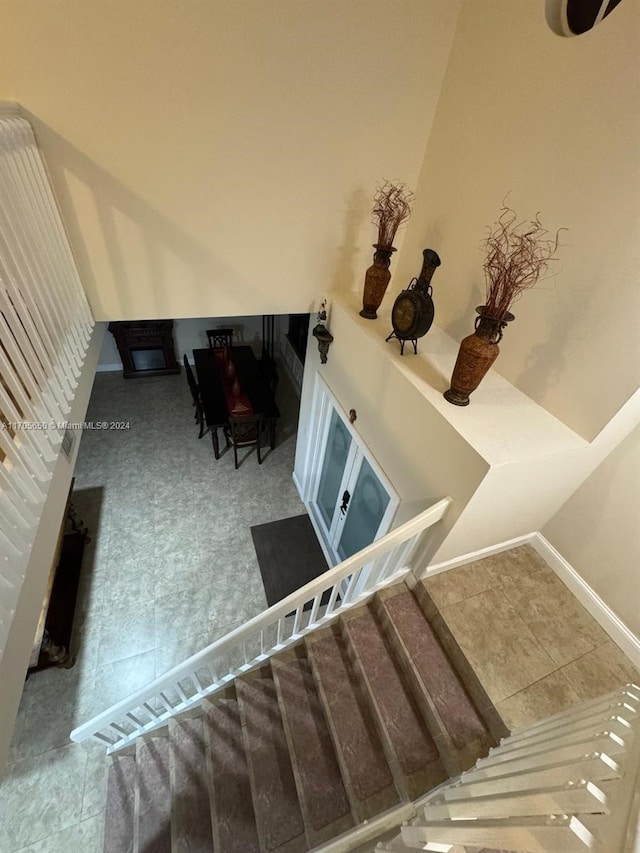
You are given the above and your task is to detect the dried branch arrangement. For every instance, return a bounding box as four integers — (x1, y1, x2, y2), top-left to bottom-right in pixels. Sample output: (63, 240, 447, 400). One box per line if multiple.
(483, 204, 565, 319)
(371, 181, 414, 248)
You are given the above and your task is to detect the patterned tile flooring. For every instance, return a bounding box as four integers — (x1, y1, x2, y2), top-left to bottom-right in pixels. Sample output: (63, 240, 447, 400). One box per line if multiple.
(3, 368, 636, 852)
(422, 545, 640, 730)
(0, 366, 305, 852)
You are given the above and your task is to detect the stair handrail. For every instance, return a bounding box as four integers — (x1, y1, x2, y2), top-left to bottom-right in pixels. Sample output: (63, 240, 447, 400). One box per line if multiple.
(70, 496, 451, 752)
(378, 683, 640, 853)
(0, 110, 94, 666)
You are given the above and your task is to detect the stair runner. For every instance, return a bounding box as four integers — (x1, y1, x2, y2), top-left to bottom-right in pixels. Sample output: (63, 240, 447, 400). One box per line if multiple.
(104, 583, 498, 853)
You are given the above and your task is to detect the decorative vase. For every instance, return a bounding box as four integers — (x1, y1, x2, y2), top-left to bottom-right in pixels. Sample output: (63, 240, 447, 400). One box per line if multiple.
(360, 244, 396, 320)
(444, 306, 514, 406)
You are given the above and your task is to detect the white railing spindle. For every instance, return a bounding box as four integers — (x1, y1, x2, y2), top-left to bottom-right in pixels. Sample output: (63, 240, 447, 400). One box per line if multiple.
(0, 109, 94, 665)
(385, 684, 640, 853)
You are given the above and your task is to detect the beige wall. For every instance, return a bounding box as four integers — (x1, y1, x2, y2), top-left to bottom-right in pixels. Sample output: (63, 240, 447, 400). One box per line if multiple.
(543, 423, 640, 638)
(394, 0, 640, 441)
(2, 0, 460, 322)
(294, 299, 490, 559)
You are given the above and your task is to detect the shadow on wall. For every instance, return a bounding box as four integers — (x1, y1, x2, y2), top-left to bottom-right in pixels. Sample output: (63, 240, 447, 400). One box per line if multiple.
(328, 186, 369, 293)
(514, 278, 591, 401)
(443, 279, 484, 344)
(24, 111, 266, 320)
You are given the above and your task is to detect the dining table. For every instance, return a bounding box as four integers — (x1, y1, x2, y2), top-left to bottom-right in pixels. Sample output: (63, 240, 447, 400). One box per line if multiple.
(193, 346, 280, 459)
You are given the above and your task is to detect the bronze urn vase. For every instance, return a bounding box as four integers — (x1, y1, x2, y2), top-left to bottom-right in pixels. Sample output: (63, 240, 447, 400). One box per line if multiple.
(360, 244, 396, 320)
(444, 307, 514, 406)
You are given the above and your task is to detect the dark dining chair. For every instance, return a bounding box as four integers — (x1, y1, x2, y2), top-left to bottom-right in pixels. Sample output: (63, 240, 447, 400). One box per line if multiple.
(183, 354, 205, 439)
(226, 413, 263, 469)
(206, 328, 234, 349)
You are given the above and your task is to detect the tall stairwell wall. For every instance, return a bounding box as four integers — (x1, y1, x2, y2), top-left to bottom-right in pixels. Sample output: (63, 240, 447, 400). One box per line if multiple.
(429, 389, 640, 564)
(543, 423, 640, 639)
(394, 0, 640, 443)
(0, 0, 460, 321)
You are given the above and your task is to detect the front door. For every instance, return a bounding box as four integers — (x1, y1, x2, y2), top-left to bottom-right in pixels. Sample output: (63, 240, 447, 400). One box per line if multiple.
(307, 381, 398, 566)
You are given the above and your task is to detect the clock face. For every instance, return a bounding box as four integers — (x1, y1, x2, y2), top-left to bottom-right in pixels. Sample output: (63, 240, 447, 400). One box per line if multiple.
(391, 290, 435, 339)
(392, 295, 416, 334)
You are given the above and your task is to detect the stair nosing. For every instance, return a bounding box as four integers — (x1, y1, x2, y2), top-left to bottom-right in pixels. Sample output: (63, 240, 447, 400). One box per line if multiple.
(303, 632, 367, 825)
(373, 592, 462, 777)
(236, 667, 306, 853)
(338, 612, 410, 802)
(271, 652, 354, 848)
(304, 625, 401, 822)
(413, 580, 510, 741)
(201, 698, 224, 853)
(236, 677, 272, 853)
(134, 732, 172, 853)
(133, 740, 141, 853)
(168, 720, 177, 853)
(270, 655, 316, 849)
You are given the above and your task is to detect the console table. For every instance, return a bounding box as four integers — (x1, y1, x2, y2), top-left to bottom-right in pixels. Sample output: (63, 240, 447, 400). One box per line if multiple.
(29, 489, 89, 672)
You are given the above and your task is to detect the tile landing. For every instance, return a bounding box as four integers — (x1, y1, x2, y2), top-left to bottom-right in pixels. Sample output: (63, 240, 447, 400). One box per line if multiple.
(419, 544, 639, 731)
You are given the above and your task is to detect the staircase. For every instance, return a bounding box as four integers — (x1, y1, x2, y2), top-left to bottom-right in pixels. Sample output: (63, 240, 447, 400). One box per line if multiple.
(102, 582, 497, 853)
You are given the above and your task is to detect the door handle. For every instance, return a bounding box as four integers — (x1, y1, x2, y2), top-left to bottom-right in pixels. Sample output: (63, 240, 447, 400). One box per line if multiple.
(340, 489, 351, 515)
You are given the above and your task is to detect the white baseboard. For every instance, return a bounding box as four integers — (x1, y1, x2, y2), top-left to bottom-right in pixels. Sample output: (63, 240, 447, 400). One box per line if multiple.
(421, 530, 640, 668)
(95, 363, 121, 373)
(532, 533, 640, 669)
(423, 532, 537, 578)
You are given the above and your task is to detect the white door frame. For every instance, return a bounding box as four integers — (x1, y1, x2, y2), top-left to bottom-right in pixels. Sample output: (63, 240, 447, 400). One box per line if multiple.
(299, 373, 399, 567)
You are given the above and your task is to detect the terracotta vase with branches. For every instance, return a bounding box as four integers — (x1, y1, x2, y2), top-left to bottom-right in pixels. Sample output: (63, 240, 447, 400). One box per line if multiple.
(444, 204, 564, 406)
(360, 181, 414, 319)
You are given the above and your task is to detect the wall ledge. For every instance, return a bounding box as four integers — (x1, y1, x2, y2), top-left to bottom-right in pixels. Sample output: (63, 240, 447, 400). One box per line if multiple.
(332, 292, 587, 467)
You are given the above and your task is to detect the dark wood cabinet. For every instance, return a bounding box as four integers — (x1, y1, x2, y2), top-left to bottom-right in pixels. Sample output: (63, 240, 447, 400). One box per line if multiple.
(108, 320, 180, 379)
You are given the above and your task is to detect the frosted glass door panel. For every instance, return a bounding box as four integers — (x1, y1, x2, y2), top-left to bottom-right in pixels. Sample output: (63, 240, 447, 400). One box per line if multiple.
(316, 410, 352, 529)
(337, 458, 391, 561)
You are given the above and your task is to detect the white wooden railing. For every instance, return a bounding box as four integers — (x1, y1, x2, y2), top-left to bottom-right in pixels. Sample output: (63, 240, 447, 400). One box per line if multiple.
(70, 498, 451, 752)
(381, 683, 640, 853)
(0, 107, 94, 664)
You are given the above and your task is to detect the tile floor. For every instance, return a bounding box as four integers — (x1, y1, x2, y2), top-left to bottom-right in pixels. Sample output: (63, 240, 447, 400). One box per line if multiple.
(2, 373, 637, 852)
(423, 544, 640, 730)
(0, 365, 305, 852)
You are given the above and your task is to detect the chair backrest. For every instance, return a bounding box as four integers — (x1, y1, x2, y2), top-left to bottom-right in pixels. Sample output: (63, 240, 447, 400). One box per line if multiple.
(229, 413, 262, 447)
(206, 328, 234, 349)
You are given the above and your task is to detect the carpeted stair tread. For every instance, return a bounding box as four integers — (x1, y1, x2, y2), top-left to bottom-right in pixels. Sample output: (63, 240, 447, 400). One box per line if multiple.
(171, 717, 214, 852)
(137, 735, 172, 853)
(204, 697, 261, 853)
(272, 654, 354, 840)
(383, 590, 489, 750)
(104, 754, 136, 853)
(344, 608, 444, 781)
(306, 629, 399, 815)
(236, 670, 306, 852)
